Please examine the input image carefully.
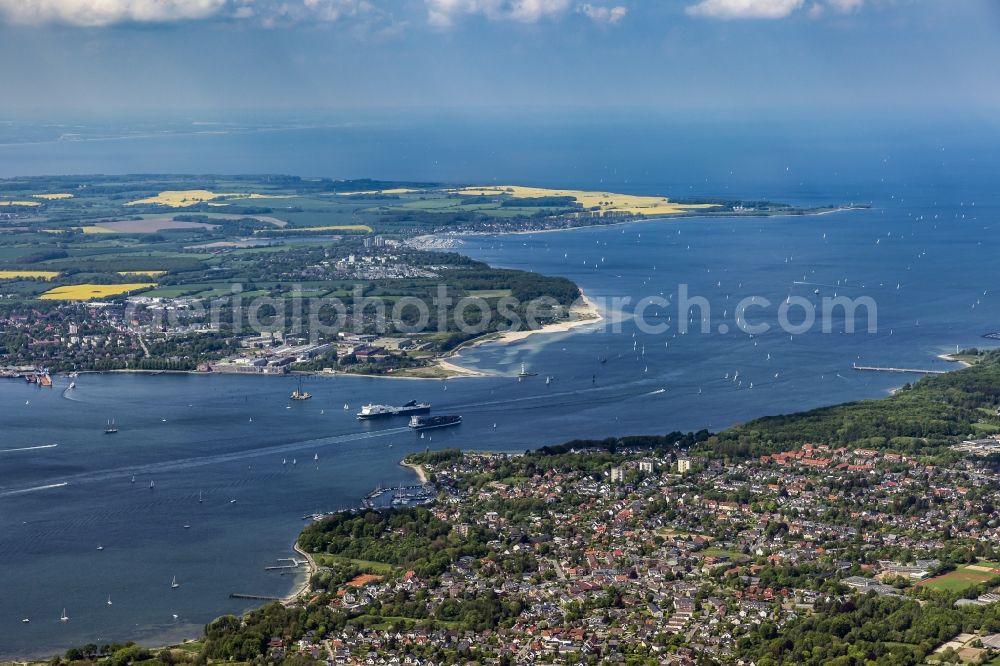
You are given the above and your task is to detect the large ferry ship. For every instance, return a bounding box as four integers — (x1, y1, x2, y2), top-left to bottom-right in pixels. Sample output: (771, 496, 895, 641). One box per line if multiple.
(408, 414, 461, 430)
(357, 400, 431, 420)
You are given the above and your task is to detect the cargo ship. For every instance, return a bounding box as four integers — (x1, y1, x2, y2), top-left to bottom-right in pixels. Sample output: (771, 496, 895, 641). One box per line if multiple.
(408, 414, 461, 430)
(357, 400, 431, 420)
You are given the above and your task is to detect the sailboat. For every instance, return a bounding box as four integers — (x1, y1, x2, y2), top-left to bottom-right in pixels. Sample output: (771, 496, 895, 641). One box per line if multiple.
(104, 418, 118, 434)
(131, 474, 135, 484)
(171, 576, 179, 589)
(545, 376, 552, 385)
(97, 545, 104, 551)
(518, 363, 536, 378)
(60, 608, 69, 622)
(107, 595, 112, 606)
(198, 490, 203, 503)
(314, 453, 319, 462)
(290, 378, 311, 401)
(150, 480, 155, 489)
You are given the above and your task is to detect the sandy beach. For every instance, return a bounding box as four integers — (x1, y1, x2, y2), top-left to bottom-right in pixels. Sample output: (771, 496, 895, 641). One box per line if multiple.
(400, 459, 429, 484)
(283, 541, 318, 605)
(938, 353, 972, 368)
(455, 292, 602, 350)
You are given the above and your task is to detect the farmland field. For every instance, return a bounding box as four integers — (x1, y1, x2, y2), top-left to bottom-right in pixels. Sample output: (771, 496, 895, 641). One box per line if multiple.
(0, 270, 60, 279)
(39, 283, 157, 301)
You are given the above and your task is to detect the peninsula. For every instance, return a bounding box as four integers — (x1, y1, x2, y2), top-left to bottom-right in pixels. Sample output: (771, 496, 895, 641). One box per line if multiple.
(0, 175, 841, 378)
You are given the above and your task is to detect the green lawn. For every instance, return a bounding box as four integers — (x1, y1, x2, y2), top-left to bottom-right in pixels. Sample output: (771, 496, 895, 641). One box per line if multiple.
(703, 547, 748, 561)
(919, 563, 1000, 593)
(312, 553, 395, 574)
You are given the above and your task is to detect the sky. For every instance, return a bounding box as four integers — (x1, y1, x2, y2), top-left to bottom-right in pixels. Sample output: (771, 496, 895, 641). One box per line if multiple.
(2, 0, 1000, 118)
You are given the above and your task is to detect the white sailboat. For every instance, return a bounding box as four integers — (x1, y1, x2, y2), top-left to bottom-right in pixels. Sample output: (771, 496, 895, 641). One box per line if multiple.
(171, 576, 179, 589)
(60, 608, 68, 622)
(198, 490, 203, 503)
(107, 595, 112, 606)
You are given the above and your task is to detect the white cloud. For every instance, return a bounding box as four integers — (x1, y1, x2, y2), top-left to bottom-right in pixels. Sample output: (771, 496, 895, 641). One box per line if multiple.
(685, 0, 804, 19)
(0, 0, 227, 26)
(578, 3, 626, 24)
(825, 0, 864, 12)
(426, 0, 572, 27)
(300, 0, 374, 22)
(0, 0, 379, 26)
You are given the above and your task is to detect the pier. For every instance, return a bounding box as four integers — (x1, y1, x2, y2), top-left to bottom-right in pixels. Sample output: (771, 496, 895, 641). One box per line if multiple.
(229, 593, 281, 601)
(852, 364, 947, 375)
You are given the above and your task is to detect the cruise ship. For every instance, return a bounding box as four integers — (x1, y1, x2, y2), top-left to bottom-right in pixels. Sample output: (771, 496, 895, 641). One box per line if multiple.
(408, 414, 461, 430)
(357, 400, 431, 420)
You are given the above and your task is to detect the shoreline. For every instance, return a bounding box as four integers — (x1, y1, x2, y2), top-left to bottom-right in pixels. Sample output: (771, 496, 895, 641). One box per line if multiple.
(411, 205, 869, 242)
(443, 291, 603, 358)
(57, 293, 602, 383)
(283, 541, 317, 606)
(938, 353, 972, 368)
(400, 459, 429, 484)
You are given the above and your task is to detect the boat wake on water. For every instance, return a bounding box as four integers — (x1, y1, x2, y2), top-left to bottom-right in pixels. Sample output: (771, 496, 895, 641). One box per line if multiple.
(0, 482, 68, 498)
(0, 443, 59, 453)
(0, 428, 410, 498)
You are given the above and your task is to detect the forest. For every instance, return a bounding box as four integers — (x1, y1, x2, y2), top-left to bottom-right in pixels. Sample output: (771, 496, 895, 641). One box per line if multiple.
(703, 350, 1000, 460)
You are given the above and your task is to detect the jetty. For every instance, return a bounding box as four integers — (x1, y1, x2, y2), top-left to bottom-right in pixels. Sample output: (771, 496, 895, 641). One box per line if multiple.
(229, 593, 281, 601)
(265, 558, 302, 571)
(852, 364, 947, 375)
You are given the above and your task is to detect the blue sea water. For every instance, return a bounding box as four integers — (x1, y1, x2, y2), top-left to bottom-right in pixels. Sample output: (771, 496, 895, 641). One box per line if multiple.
(1, 114, 999, 658)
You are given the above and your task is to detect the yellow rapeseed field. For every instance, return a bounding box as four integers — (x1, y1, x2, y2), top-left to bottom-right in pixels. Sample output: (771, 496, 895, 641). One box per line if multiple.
(39, 283, 157, 301)
(126, 190, 293, 207)
(32, 193, 74, 200)
(454, 185, 719, 217)
(126, 190, 235, 207)
(79, 226, 115, 234)
(0, 270, 60, 280)
(0, 200, 41, 207)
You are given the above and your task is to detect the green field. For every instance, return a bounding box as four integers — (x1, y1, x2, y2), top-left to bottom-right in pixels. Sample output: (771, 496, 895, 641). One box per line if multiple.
(918, 562, 1000, 593)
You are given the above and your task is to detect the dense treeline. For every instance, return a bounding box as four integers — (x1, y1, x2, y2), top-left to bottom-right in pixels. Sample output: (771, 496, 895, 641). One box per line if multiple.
(203, 603, 336, 661)
(705, 350, 1000, 459)
(406, 448, 463, 465)
(537, 430, 712, 456)
(737, 592, 1000, 665)
(298, 507, 491, 578)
